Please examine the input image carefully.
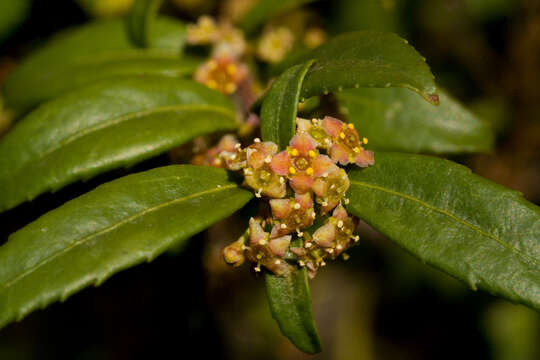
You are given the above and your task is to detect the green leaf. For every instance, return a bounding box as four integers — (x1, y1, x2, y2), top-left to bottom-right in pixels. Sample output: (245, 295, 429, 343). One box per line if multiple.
(265, 268, 322, 354)
(0, 0, 30, 43)
(261, 60, 315, 149)
(126, 0, 164, 48)
(0, 165, 253, 330)
(277, 31, 439, 105)
(337, 87, 494, 154)
(239, 0, 316, 34)
(347, 152, 540, 310)
(0, 76, 237, 213)
(2, 17, 189, 112)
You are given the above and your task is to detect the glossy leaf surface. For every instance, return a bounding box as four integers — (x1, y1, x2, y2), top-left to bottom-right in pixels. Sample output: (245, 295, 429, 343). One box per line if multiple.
(337, 87, 494, 153)
(126, 0, 164, 47)
(0, 165, 253, 329)
(239, 0, 316, 34)
(3, 17, 188, 112)
(0, 77, 237, 212)
(265, 268, 322, 354)
(347, 152, 540, 310)
(278, 32, 439, 104)
(260, 60, 315, 149)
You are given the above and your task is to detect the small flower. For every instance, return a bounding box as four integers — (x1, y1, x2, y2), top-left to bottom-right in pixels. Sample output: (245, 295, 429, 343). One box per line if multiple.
(322, 116, 374, 167)
(244, 141, 286, 198)
(222, 235, 246, 267)
(296, 117, 333, 149)
(187, 15, 220, 45)
(270, 133, 336, 194)
(269, 192, 315, 238)
(191, 134, 244, 169)
(312, 167, 350, 214)
(257, 27, 295, 63)
(194, 56, 249, 95)
(212, 23, 247, 59)
(303, 28, 327, 48)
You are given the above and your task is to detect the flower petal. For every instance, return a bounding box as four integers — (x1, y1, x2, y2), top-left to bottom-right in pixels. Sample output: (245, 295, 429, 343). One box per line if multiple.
(312, 178, 328, 198)
(322, 116, 344, 137)
(247, 148, 266, 169)
(268, 235, 292, 257)
(290, 133, 317, 155)
(354, 149, 375, 167)
(330, 143, 350, 165)
(249, 218, 267, 245)
(332, 204, 348, 220)
(312, 223, 336, 247)
(312, 154, 339, 177)
(295, 192, 313, 209)
(270, 151, 290, 176)
(296, 117, 312, 133)
(290, 173, 314, 194)
(270, 199, 292, 219)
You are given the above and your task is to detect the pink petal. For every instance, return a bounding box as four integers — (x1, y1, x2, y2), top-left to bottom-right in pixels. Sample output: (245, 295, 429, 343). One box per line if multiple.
(264, 181, 287, 199)
(332, 204, 348, 220)
(295, 192, 313, 209)
(312, 178, 328, 198)
(217, 134, 239, 152)
(270, 223, 290, 239)
(320, 199, 340, 214)
(312, 155, 339, 177)
(330, 143, 351, 165)
(290, 247, 307, 257)
(270, 199, 292, 219)
(290, 173, 314, 194)
(290, 133, 317, 155)
(260, 141, 278, 156)
(354, 150, 375, 167)
(322, 116, 344, 137)
(312, 223, 336, 247)
(270, 151, 290, 176)
(249, 218, 267, 245)
(247, 148, 265, 169)
(268, 235, 291, 257)
(296, 117, 312, 133)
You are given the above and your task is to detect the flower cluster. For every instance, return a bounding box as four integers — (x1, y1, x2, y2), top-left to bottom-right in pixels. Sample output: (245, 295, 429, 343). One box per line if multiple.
(211, 116, 374, 277)
(188, 16, 251, 96)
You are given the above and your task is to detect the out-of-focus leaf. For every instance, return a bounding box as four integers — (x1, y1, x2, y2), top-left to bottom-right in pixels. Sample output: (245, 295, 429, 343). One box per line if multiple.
(0, 0, 30, 44)
(0, 165, 253, 330)
(76, 0, 135, 18)
(261, 60, 315, 149)
(0, 76, 237, 213)
(276, 31, 439, 105)
(239, 0, 316, 34)
(265, 268, 322, 354)
(347, 152, 540, 311)
(337, 87, 494, 154)
(3, 17, 188, 112)
(126, 0, 164, 47)
(331, 0, 402, 34)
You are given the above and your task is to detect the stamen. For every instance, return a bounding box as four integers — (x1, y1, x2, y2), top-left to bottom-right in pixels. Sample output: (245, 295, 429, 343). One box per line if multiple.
(280, 223, 287, 229)
(254, 138, 261, 143)
(306, 167, 314, 175)
(293, 203, 301, 210)
(337, 220, 344, 228)
(363, 137, 368, 144)
(264, 155, 272, 163)
(305, 242, 312, 248)
(348, 123, 355, 129)
(290, 148, 299, 156)
(308, 150, 316, 158)
(339, 132, 346, 139)
(274, 259, 281, 265)
(289, 167, 296, 175)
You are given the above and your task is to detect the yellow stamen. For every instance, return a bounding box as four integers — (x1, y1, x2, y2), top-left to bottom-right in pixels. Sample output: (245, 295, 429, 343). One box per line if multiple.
(353, 147, 360, 153)
(348, 123, 354, 129)
(289, 167, 296, 174)
(339, 132, 346, 139)
(306, 167, 314, 175)
(308, 150, 316, 158)
(290, 148, 299, 156)
(363, 137, 368, 144)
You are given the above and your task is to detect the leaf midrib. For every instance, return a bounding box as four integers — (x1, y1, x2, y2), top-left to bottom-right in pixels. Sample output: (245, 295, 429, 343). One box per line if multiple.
(11, 104, 234, 175)
(350, 180, 539, 268)
(3, 183, 237, 289)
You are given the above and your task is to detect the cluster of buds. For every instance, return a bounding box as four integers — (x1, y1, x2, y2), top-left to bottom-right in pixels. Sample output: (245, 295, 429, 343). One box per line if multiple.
(257, 27, 295, 63)
(213, 116, 374, 277)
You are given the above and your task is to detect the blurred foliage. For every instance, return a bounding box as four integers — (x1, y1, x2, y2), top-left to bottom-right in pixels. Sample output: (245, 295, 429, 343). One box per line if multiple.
(0, 0, 31, 44)
(76, 0, 135, 17)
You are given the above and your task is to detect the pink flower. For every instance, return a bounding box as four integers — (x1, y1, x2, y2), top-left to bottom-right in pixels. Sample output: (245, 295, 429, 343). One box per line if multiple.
(322, 116, 374, 167)
(194, 56, 248, 95)
(270, 133, 336, 194)
(268, 192, 315, 238)
(243, 140, 286, 198)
